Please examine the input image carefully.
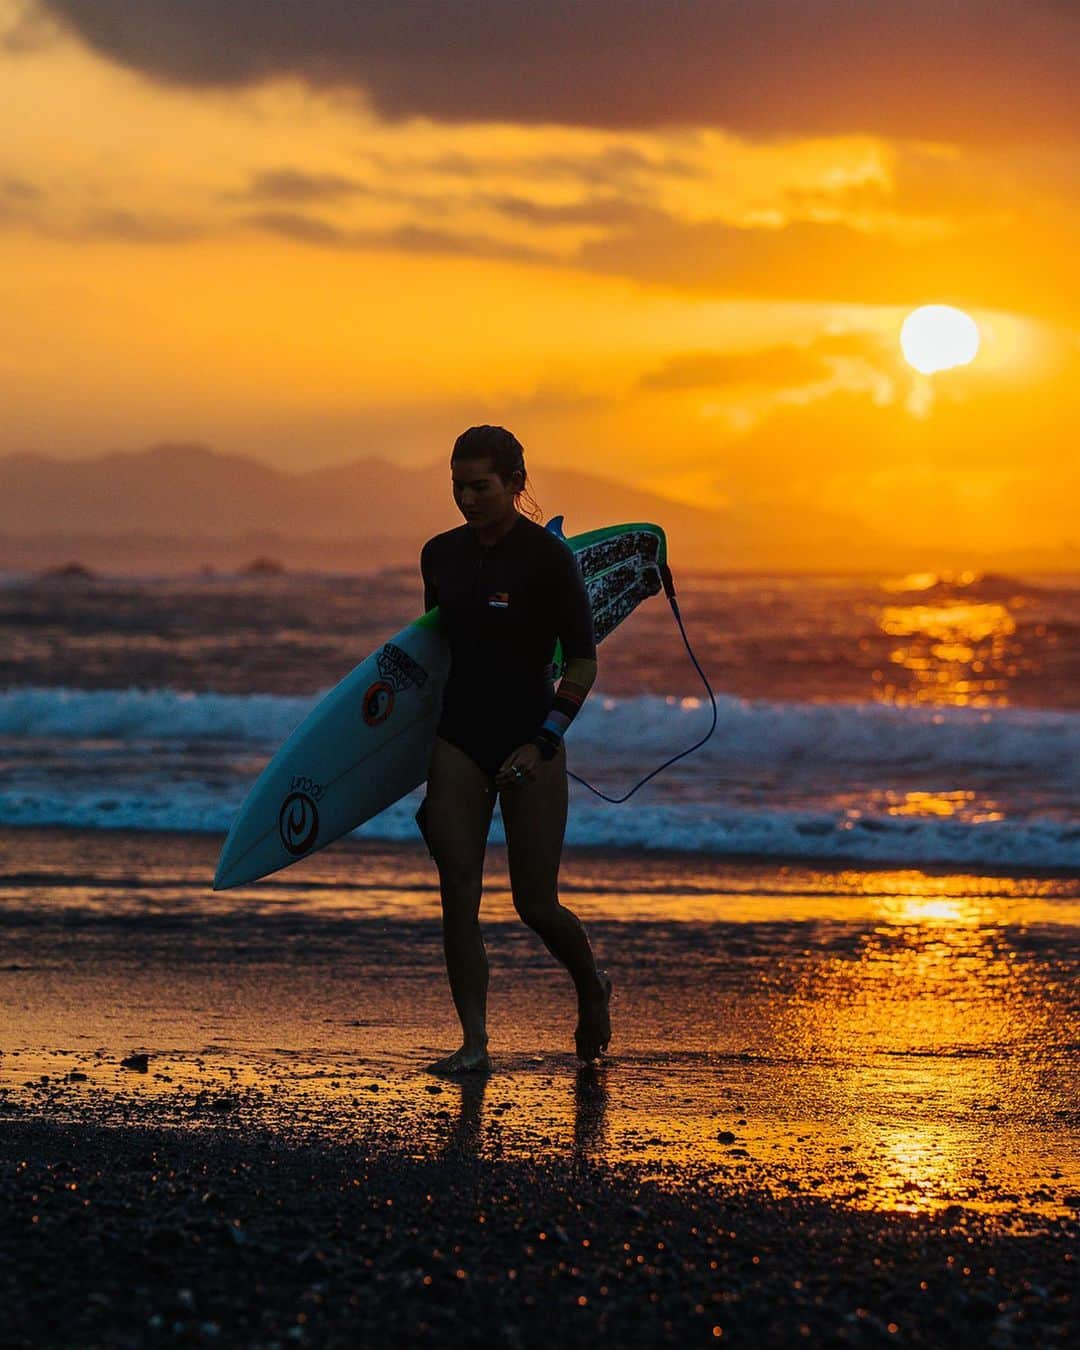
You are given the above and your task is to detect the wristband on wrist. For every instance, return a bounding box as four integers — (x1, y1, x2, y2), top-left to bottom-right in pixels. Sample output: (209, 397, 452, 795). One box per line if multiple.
(533, 664, 595, 762)
(531, 726, 562, 760)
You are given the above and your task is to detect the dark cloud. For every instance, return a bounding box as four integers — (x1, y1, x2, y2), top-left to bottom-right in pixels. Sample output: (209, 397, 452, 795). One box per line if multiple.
(0, 193, 202, 242)
(80, 208, 202, 242)
(0, 175, 42, 201)
(226, 168, 474, 222)
(242, 210, 549, 264)
(579, 213, 1080, 322)
(0, 175, 44, 231)
(232, 168, 375, 205)
(34, 1, 1080, 143)
(637, 334, 889, 393)
(480, 193, 668, 229)
(232, 197, 1077, 322)
(508, 147, 704, 188)
(359, 145, 702, 186)
(241, 210, 349, 247)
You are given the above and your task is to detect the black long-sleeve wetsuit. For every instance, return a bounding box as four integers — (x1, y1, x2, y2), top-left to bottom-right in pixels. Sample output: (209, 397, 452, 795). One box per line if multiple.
(420, 514, 596, 777)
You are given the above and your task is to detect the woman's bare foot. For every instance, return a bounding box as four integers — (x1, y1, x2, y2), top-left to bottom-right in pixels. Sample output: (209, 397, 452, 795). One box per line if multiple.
(574, 971, 612, 1062)
(425, 1043, 491, 1075)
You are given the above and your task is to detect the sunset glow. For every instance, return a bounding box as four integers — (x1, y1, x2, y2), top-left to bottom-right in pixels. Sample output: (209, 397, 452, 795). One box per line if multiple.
(2, 13, 1077, 1344)
(0, 0, 1077, 569)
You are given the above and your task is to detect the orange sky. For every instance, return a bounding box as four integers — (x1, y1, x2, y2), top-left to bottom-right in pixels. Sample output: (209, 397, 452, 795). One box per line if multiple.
(1, 1, 1078, 566)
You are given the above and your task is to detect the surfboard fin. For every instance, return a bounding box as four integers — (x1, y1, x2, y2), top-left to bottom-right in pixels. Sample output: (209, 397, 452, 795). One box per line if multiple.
(544, 514, 567, 539)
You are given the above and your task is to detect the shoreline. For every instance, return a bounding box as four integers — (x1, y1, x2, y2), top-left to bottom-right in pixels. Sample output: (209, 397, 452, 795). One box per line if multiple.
(4, 822, 1079, 882)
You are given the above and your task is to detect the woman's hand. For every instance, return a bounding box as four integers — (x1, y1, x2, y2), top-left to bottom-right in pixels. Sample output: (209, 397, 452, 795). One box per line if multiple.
(495, 742, 544, 790)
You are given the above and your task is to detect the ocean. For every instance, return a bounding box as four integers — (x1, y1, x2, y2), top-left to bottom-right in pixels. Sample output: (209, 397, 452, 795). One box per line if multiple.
(2, 566, 1078, 872)
(3, 568, 1078, 1238)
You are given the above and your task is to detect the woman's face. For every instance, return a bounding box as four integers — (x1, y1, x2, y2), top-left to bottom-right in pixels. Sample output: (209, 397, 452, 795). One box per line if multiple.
(452, 455, 521, 527)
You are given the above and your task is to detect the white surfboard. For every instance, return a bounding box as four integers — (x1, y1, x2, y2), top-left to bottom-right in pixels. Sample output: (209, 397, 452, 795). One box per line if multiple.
(213, 518, 666, 889)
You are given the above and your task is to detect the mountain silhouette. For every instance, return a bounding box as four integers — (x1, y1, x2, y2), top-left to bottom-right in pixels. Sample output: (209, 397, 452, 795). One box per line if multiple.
(0, 441, 905, 573)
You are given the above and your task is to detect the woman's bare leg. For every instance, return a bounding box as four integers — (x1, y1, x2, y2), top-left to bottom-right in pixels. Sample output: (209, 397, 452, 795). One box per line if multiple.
(499, 743, 612, 1061)
(423, 736, 497, 1073)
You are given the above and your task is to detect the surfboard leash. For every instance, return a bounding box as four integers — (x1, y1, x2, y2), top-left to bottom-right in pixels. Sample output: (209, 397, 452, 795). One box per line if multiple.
(567, 562, 718, 804)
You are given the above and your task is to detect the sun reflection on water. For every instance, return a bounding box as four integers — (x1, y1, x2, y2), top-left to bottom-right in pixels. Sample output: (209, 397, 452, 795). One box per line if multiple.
(871, 592, 1029, 706)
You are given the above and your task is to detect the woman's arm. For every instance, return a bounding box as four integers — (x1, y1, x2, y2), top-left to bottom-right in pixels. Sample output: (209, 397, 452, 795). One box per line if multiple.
(531, 545, 598, 761)
(532, 656, 598, 759)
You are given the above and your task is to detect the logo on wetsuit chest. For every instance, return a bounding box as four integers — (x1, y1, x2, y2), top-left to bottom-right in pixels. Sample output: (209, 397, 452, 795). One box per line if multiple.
(487, 591, 510, 609)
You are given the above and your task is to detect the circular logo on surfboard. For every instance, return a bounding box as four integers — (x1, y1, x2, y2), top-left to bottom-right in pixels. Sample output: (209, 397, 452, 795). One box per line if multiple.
(362, 679, 395, 726)
(279, 791, 319, 856)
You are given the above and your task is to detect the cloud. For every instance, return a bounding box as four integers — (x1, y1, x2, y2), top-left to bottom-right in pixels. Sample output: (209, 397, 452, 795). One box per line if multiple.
(230, 168, 375, 205)
(240, 210, 349, 247)
(80, 208, 202, 243)
(34, 1, 1080, 143)
(480, 193, 668, 229)
(0, 187, 200, 242)
(241, 210, 550, 263)
(0, 174, 41, 202)
(396, 144, 704, 189)
(578, 213, 1080, 323)
(637, 334, 889, 393)
(0, 178, 41, 227)
(230, 168, 674, 230)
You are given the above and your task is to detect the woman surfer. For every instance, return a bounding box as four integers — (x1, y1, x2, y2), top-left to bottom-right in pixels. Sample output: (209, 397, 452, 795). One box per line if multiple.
(419, 425, 612, 1074)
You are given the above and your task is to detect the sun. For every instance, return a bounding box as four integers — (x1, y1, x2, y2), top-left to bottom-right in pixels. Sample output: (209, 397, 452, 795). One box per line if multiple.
(900, 305, 981, 374)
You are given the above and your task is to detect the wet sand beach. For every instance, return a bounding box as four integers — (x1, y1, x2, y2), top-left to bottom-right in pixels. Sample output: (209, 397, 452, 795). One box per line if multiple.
(1, 827, 1077, 1346)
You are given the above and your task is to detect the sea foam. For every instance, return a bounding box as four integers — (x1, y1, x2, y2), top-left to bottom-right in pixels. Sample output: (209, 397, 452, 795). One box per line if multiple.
(3, 686, 1077, 870)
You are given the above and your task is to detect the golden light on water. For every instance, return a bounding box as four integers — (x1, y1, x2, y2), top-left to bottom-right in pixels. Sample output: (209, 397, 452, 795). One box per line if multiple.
(873, 890, 983, 924)
(900, 305, 981, 374)
(880, 572, 942, 595)
(874, 600, 1021, 706)
(883, 791, 1005, 824)
(887, 790, 971, 819)
(880, 602, 1016, 643)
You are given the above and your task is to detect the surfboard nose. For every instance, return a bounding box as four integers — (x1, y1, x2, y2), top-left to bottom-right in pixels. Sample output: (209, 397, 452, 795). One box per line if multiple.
(213, 846, 263, 891)
(213, 818, 252, 890)
(212, 849, 238, 890)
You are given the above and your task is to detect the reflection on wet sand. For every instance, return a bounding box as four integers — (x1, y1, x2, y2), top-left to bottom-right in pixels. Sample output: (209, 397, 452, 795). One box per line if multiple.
(430, 1064, 611, 1170)
(739, 882, 1075, 1216)
(1, 836, 1076, 1232)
